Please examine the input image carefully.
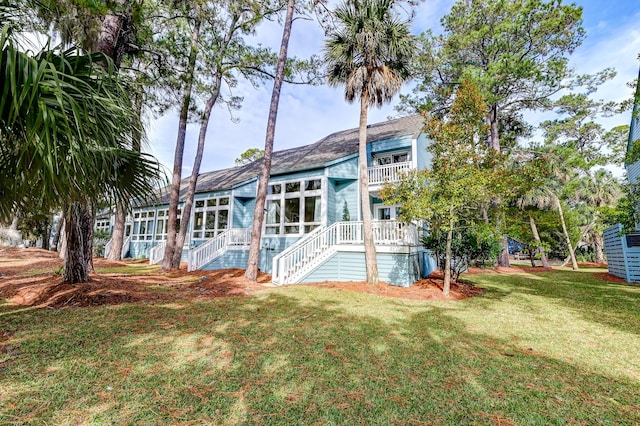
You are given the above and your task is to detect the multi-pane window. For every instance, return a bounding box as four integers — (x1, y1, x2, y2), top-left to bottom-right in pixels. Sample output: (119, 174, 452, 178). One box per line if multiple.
(95, 219, 111, 233)
(374, 151, 410, 166)
(155, 208, 182, 240)
(265, 178, 322, 235)
(132, 210, 155, 241)
(192, 196, 230, 239)
(375, 204, 402, 220)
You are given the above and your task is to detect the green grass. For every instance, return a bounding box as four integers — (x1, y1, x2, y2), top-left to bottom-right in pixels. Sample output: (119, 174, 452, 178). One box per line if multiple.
(1, 269, 639, 424)
(94, 264, 162, 275)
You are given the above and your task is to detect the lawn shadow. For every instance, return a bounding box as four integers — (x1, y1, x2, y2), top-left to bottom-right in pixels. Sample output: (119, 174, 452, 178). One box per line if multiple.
(1, 288, 639, 424)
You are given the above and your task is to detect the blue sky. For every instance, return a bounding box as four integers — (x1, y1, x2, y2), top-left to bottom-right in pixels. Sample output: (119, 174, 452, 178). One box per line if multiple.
(146, 0, 640, 177)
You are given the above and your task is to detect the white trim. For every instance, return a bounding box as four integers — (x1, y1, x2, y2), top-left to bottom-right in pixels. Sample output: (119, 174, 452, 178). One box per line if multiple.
(263, 176, 325, 237)
(411, 137, 418, 169)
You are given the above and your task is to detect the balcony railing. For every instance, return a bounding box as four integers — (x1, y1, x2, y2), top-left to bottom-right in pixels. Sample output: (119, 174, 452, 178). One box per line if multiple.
(368, 161, 413, 186)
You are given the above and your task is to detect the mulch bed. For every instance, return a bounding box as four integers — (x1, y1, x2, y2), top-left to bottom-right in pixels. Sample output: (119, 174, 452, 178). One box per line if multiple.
(0, 247, 497, 308)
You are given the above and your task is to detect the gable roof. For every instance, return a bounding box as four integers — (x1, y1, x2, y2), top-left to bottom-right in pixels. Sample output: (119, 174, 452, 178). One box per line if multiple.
(155, 115, 424, 204)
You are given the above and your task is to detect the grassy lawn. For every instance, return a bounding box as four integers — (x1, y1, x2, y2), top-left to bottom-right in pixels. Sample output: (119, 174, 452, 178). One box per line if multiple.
(1, 268, 639, 424)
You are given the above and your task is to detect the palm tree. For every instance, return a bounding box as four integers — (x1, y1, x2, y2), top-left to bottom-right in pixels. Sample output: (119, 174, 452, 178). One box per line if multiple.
(0, 30, 162, 283)
(572, 170, 622, 262)
(324, 0, 414, 284)
(516, 189, 551, 269)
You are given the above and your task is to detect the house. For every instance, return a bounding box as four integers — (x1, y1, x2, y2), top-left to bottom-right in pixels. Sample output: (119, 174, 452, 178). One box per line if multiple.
(604, 67, 640, 282)
(102, 115, 437, 287)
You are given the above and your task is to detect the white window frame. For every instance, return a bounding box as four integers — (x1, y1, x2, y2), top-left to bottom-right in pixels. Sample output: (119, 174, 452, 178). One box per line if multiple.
(131, 210, 156, 241)
(191, 196, 230, 240)
(265, 177, 324, 236)
(372, 149, 411, 166)
(373, 203, 402, 221)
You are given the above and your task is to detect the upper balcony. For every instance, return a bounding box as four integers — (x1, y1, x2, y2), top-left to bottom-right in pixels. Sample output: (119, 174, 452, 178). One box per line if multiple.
(367, 160, 414, 189)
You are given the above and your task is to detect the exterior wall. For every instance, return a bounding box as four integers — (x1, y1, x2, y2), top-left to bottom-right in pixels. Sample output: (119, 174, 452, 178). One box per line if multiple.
(327, 156, 358, 179)
(299, 249, 434, 287)
(416, 133, 432, 171)
(202, 249, 250, 270)
(367, 134, 413, 164)
(233, 197, 255, 228)
(328, 179, 358, 224)
(233, 179, 257, 198)
(603, 224, 640, 282)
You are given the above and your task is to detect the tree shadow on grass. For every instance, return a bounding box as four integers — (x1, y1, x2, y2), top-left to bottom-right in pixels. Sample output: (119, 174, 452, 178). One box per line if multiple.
(463, 269, 640, 336)
(1, 289, 639, 424)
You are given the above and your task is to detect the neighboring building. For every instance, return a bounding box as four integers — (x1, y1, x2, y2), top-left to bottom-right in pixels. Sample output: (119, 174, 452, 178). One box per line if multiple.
(104, 115, 437, 287)
(604, 67, 640, 282)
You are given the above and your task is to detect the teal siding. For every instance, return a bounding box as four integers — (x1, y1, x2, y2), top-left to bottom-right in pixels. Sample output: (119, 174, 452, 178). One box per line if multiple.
(332, 180, 358, 224)
(129, 241, 153, 259)
(234, 180, 257, 198)
(233, 197, 255, 228)
(202, 249, 250, 270)
(368, 135, 413, 165)
(270, 169, 324, 182)
(201, 236, 303, 273)
(300, 250, 431, 287)
(417, 133, 432, 171)
(327, 157, 358, 179)
(628, 160, 640, 185)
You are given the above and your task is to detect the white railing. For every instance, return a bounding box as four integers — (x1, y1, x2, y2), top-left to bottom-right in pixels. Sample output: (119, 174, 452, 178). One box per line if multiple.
(103, 236, 131, 258)
(148, 241, 166, 265)
(123, 236, 131, 257)
(188, 228, 251, 272)
(104, 239, 112, 257)
(272, 220, 418, 285)
(272, 225, 335, 285)
(368, 161, 413, 186)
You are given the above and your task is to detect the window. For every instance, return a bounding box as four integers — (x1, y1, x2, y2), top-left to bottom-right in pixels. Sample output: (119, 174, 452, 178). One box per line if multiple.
(192, 196, 230, 239)
(265, 178, 323, 235)
(131, 210, 155, 241)
(374, 204, 402, 221)
(374, 151, 410, 166)
(154, 209, 180, 240)
(95, 219, 111, 233)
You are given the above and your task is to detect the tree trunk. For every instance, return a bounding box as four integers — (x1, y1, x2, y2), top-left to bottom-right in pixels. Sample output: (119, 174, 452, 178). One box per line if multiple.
(554, 193, 578, 270)
(529, 248, 536, 267)
(109, 89, 141, 260)
(162, 19, 201, 271)
(52, 215, 63, 251)
(96, 0, 132, 68)
(561, 215, 598, 267)
(63, 203, 89, 283)
(80, 201, 95, 272)
(108, 203, 127, 260)
(443, 213, 453, 298)
(172, 13, 238, 268)
(594, 233, 605, 263)
(528, 213, 549, 269)
(59, 1, 131, 282)
(359, 88, 378, 285)
(173, 86, 221, 268)
(488, 104, 500, 151)
(245, 0, 295, 281)
(42, 216, 51, 250)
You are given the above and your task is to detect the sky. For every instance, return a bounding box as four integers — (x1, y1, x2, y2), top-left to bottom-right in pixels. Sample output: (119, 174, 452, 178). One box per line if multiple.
(146, 0, 640, 177)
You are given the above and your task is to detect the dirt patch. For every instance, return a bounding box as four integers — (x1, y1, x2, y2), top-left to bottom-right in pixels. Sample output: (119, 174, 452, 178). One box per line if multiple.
(301, 273, 483, 301)
(592, 272, 630, 284)
(1, 247, 484, 308)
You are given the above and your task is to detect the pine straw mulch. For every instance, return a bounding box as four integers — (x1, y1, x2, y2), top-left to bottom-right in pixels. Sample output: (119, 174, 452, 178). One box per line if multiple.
(3, 247, 620, 309)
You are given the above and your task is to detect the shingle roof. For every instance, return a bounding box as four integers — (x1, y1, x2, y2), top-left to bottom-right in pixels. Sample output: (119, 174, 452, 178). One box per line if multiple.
(156, 115, 424, 204)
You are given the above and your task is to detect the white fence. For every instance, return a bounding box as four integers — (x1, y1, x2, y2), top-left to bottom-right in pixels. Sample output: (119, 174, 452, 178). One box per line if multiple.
(272, 220, 418, 284)
(148, 241, 166, 265)
(368, 161, 413, 186)
(188, 228, 251, 272)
